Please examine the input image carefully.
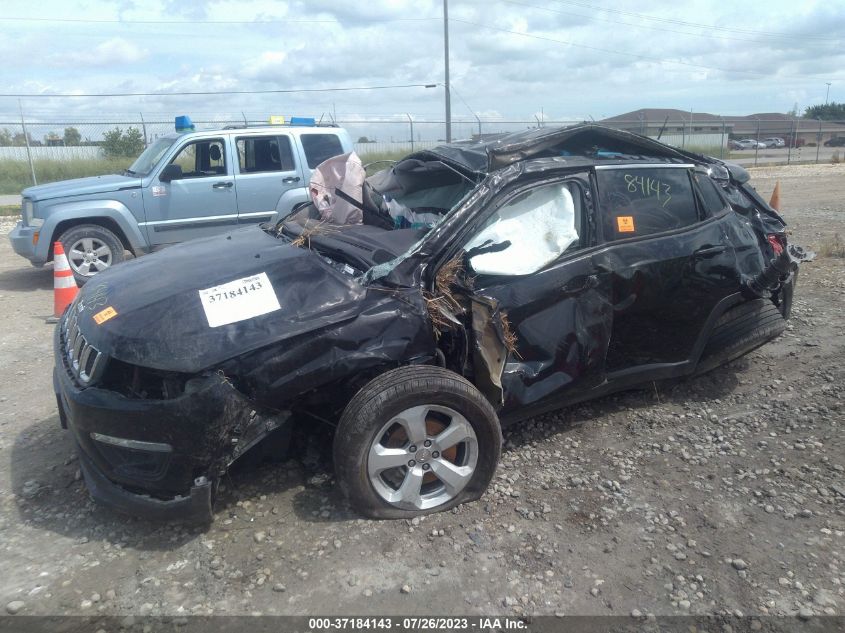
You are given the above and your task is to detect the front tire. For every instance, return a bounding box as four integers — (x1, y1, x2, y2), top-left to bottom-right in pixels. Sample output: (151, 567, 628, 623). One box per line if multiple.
(58, 224, 125, 285)
(333, 366, 502, 519)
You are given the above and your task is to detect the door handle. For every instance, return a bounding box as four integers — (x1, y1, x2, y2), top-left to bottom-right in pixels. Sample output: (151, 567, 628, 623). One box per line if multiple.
(213, 181, 233, 189)
(693, 245, 727, 258)
(282, 176, 301, 184)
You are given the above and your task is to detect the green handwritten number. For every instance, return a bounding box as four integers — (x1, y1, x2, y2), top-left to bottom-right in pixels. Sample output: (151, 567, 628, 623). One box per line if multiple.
(661, 183, 672, 207)
(623, 173, 671, 206)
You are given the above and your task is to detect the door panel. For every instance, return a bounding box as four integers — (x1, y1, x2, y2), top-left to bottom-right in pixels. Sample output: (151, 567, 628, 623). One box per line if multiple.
(478, 254, 613, 419)
(594, 165, 740, 374)
(597, 222, 739, 372)
(234, 134, 303, 224)
(454, 176, 611, 420)
(142, 138, 237, 245)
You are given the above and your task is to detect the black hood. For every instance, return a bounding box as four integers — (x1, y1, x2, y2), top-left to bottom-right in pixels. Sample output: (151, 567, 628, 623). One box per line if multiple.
(407, 123, 691, 175)
(72, 226, 366, 373)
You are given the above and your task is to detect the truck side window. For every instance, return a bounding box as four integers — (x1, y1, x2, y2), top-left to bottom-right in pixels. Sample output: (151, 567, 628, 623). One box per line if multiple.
(169, 139, 226, 178)
(596, 167, 698, 241)
(237, 136, 295, 173)
(300, 134, 344, 169)
(693, 172, 729, 216)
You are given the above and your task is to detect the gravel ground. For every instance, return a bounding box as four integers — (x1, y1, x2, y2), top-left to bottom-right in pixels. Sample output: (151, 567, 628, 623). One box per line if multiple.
(0, 164, 842, 621)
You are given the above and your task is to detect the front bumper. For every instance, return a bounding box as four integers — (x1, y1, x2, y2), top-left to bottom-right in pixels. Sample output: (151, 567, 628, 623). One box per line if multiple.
(75, 440, 214, 521)
(9, 222, 44, 265)
(53, 322, 287, 522)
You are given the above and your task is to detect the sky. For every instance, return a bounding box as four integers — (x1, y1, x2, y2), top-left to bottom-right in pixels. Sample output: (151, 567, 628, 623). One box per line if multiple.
(0, 0, 843, 139)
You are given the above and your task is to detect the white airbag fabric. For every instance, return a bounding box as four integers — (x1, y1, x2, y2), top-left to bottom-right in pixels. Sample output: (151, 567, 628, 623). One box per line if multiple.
(466, 184, 578, 276)
(309, 151, 365, 225)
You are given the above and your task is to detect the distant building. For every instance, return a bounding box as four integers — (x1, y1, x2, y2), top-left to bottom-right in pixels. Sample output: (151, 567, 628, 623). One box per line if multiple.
(602, 108, 845, 147)
(601, 109, 731, 149)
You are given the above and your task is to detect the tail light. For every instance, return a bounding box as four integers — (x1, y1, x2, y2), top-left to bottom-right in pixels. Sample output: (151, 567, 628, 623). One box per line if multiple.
(767, 233, 786, 256)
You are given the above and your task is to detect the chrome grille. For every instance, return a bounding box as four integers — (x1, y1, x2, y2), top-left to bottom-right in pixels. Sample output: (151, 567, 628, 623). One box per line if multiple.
(62, 306, 105, 385)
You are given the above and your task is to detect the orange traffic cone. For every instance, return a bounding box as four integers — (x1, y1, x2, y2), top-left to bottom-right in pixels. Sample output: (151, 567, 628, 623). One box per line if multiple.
(769, 180, 781, 212)
(52, 242, 78, 319)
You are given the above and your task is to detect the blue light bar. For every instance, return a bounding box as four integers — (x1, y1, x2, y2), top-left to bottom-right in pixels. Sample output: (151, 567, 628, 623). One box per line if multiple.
(175, 115, 195, 132)
(288, 117, 316, 126)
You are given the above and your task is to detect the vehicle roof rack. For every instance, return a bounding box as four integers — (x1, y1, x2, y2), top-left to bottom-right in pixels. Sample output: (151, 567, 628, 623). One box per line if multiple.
(221, 122, 340, 130)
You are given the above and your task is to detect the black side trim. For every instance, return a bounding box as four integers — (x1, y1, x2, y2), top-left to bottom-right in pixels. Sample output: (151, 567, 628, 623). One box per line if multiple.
(153, 218, 238, 232)
(237, 213, 275, 224)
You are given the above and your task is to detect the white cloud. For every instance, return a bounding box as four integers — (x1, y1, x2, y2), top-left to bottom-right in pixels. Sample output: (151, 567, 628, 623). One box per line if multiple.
(1, 0, 843, 127)
(59, 37, 149, 67)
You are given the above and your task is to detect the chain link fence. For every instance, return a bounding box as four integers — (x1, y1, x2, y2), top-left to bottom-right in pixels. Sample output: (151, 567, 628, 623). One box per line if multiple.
(1, 114, 843, 193)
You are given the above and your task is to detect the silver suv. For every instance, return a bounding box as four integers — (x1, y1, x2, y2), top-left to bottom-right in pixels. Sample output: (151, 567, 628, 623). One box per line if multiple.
(10, 123, 353, 283)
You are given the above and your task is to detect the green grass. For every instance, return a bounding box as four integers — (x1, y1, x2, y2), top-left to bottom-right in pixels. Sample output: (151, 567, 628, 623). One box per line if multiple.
(0, 153, 407, 193)
(357, 150, 409, 175)
(0, 158, 131, 194)
(0, 204, 20, 216)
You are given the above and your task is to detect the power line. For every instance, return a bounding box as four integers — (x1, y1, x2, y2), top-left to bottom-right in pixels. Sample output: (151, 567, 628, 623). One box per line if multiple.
(0, 16, 439, 25)
(449, 18, 838, 79)
(545, 0, 840, 42)
(497, 0, 828, 45)
(0, 84, 439, 99)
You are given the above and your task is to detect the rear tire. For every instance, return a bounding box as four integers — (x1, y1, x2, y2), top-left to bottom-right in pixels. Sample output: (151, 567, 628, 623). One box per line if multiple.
(696, 298, 786, 375)
(333, 366, 501, 519)
(58, 224, 125, 286)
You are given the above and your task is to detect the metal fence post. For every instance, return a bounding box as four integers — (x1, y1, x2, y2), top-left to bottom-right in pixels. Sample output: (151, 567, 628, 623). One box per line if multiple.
(406, 114, 414, 152)
(139, 112, 148, 148)
(719, 119, 725, 159)
(816, 118, 822, 163)
(18, 100, 37, 186)
(475, 114, 481, 139)
(787, 118, 794, 164)
(754, 118, 760, 167)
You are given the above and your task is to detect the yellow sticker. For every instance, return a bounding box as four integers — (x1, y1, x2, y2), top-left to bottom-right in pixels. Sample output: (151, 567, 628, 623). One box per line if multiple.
(93, 306, 118, 325)
(616, 215, 636, 233)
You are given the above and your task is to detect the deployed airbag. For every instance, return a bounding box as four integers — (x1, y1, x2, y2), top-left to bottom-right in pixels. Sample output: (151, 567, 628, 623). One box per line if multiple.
(466, 183, 578, 276)
(309, 151, 365, 225)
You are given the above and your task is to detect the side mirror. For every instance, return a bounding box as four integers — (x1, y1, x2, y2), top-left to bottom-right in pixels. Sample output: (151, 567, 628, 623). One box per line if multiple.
(159, 164, 183, 183)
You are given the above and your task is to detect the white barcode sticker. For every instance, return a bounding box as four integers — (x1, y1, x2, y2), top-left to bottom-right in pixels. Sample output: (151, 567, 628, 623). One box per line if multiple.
(198, 272, 280, 327)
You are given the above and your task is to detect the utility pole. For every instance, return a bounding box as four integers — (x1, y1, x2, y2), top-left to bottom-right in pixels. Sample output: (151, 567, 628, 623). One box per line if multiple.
(19, 99, 36, 186)
(825, 82, 831, 104)
(443, 0, 452, 142)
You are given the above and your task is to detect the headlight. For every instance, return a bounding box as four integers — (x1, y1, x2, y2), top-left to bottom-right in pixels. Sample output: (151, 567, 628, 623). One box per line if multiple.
(22, 199, 33, 225)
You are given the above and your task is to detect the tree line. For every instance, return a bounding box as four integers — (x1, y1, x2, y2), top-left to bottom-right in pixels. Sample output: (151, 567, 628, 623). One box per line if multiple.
(0, 126, 146, 157)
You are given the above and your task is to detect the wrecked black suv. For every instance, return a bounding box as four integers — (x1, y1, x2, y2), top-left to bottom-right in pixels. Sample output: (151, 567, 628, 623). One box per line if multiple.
(53, 124, 806, 522)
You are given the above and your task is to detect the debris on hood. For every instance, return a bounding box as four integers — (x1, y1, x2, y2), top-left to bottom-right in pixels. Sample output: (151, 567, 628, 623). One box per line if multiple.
(424, 256, 468, 337)
(289, 220, 341, 249)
